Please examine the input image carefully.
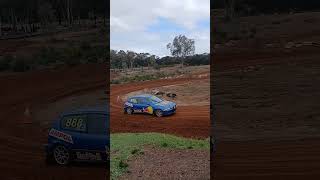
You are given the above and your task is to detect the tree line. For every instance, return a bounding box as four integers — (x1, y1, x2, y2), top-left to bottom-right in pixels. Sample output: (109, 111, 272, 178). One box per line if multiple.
(212, 0, 320, 19)
(110, 49, 209, 70)
(0, 0, 108, 36)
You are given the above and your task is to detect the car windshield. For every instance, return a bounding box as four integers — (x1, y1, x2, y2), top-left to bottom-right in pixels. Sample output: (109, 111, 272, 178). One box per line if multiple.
(149, 96, 163, 103)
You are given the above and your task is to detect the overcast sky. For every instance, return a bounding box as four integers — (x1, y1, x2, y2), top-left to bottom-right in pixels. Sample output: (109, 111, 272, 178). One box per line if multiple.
(111, 0, 210, 57)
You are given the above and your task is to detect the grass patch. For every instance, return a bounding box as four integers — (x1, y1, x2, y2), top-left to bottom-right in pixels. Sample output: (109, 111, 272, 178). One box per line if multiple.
(110, 133, 209, 180)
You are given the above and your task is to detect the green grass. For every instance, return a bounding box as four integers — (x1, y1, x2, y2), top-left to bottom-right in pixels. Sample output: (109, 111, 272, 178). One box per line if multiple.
(110, 133, 209, 180)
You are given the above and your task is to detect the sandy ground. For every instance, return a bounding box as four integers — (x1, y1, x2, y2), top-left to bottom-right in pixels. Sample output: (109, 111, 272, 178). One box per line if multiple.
(212, 11, 320, 179)
(120, 147, 210, 180)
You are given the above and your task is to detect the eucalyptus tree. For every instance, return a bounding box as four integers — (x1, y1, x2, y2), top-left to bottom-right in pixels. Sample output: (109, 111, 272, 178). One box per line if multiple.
(167, 35, 195, 67)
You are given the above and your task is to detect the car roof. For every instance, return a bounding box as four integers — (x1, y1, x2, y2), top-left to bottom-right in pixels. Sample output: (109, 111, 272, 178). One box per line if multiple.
(129, 94, 154, 99)
(60, 105, 108, 116)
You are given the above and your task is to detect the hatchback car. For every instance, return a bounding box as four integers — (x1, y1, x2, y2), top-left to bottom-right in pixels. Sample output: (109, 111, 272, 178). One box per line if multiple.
(124, 94, 176, 117)
(44, 107, 109, 165)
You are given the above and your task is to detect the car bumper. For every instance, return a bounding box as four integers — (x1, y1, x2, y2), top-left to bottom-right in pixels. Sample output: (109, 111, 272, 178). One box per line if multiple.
(162, 109, 176, 116)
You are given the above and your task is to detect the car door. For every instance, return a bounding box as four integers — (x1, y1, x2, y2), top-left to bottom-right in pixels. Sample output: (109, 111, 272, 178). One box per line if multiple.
(140, 97, 152, 114)
(131, 97, 143, 113)
(128, 98, 138, 112)
(60, 113, 108, 162)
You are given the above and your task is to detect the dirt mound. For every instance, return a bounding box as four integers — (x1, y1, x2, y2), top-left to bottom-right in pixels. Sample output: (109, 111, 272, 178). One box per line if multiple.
(120, 146, 210, 180)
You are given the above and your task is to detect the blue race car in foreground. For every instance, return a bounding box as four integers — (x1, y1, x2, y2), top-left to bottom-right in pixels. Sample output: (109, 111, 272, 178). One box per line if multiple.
(44, 107, 109, 165)
(124, 94, 176, 117)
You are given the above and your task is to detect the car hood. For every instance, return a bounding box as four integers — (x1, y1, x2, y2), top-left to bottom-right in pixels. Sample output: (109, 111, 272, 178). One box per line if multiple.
(155, 100, 176, 109)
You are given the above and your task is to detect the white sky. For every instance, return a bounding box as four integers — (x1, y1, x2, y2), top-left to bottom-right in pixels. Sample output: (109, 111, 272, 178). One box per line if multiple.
(110, 0, 210, 57)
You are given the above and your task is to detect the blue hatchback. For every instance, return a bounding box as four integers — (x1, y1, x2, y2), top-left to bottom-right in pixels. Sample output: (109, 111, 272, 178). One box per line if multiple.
(124, 94, 176, 117)
(44, 107, 109, 165)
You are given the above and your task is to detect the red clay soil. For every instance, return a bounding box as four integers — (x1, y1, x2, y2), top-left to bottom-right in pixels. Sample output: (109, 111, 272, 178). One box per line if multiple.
(212, 49, 320, 179)
(110, 76, 210, 139)
(0, 64, 108, 180)
(212, 139, 320, 180)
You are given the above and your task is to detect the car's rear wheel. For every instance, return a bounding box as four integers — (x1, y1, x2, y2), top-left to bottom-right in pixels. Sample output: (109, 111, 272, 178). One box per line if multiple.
(53, 145, 70, 165)
(126, 107, 133, 115)
(155, 110, 163, 117)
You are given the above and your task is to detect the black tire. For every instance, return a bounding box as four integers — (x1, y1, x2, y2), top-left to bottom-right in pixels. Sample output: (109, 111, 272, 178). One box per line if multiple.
(155, 110, 163, 117)
(53, 145, 70, 165)
(126, 107, 133, 115)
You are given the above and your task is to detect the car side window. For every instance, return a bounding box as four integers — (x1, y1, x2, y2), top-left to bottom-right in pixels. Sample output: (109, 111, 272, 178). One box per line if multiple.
(87, 114, 108, 135)
(136, 97, 144, 104)
(61, 115, 87, 133)
(130, 98, 138, 104)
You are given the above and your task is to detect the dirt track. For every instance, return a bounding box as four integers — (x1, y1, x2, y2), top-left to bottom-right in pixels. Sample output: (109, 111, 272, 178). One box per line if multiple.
(213, 53, 320, 180)
(0, 64, 108, 180)
(110, 76, 210, 139)
(212, 11, 320, 179)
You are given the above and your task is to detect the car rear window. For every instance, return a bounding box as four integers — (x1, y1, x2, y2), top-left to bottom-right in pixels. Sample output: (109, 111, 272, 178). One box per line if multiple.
(61, 115, 87, 132)
(87, 114, 108, 135)
(129, 98, 138, 104)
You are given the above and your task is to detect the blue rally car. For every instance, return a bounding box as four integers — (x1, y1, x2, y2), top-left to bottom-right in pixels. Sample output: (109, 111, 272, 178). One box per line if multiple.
(44, 107, 109, 165)
(124, 94, 176, 117)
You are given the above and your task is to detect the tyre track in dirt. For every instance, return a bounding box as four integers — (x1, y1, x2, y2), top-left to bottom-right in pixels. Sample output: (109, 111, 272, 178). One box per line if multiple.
(110, 76, 210, 139)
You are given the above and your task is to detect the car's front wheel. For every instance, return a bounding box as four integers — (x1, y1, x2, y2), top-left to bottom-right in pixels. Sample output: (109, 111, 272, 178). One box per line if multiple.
(53, 145, 70, 165)
(126, 107, 133, 115)
(155, 110, 163, 117)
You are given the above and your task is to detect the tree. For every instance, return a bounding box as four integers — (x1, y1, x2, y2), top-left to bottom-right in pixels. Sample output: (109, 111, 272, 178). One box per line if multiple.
(117, 50, 128, 72)
(166, 35, 195, 67)
(126, 50, 136, 69)
(38, 1, 55, 28)
(224, 0, 236, 20)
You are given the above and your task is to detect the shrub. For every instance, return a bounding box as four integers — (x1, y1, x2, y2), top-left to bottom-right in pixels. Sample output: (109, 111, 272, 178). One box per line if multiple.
(161, 142, 168, 147)
(10, 57, 30, 72)
(131, 149, 139, 155)
(0, 55, 13, 71)
(119, 160, 128, 169)
(111, 79, 120, 84)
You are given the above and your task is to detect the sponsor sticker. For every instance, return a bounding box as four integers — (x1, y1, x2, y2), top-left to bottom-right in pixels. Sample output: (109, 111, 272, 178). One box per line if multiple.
(76, 152, 102, 161)
(49, 129, 73, 144)
(134, 109, 143, 113)
(143, 106, 153, 114)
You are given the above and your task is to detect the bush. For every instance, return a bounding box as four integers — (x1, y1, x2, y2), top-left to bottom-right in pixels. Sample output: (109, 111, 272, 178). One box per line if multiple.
(118, 160, 128, 169)
(37, 47, 61, 65)
(0, 55, 13, 71)
(111, 79, 120, 84)
(10, 57, 30, 72)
